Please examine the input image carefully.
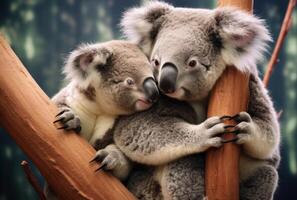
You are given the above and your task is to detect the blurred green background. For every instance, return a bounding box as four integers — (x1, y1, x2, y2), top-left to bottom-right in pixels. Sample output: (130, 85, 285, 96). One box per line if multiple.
(0, 0, 296, 199)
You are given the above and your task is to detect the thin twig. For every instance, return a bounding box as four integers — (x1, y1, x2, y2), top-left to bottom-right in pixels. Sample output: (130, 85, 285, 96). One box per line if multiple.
(263, 0, 296, 87)
(21, 160, 46, 200)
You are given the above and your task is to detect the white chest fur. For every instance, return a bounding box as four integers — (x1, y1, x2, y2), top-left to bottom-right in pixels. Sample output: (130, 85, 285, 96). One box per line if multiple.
(67, 94, 116, 146)
(89, 115, 116, 146)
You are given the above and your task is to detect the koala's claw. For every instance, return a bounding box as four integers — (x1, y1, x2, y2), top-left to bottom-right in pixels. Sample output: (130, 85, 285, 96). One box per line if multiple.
(95, 163, 107, 172)
(54, 107, 81, 133)
(91, 148, 124, 173)
(53, 117, 65, 124)
(223, 125, 239, 134)
(55, 109, 67, 117)
(90, 152, 108, 172)
(221, 137, 238, 143)
(57, 125, 69, 130)
(220, 114, 240, 122)
(89, 155, 99, 163)
(213, 124, 240, 144)
(218, 112, 254, 144)
(220, 115, 233, 121)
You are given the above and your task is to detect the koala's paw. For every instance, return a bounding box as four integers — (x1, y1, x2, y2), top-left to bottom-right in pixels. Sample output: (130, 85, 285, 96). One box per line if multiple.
(90, 145, 131, 180)
(91, 148, 122, 171)
(54, 107, 81, 133)
(234, 112, 256, 145)
(200, 116, 226, 148)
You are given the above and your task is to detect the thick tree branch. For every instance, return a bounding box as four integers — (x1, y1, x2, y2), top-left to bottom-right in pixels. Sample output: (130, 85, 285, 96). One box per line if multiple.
(0, 35, 135, 200)
(263, 0, 296, 87)
(205, 1, 252, 200)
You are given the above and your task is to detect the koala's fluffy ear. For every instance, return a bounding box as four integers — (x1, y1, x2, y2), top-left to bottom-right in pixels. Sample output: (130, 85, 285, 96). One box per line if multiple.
(63, 43, 112, 81)
(213, 7, 271, 73)
(121, 1, 173, 56)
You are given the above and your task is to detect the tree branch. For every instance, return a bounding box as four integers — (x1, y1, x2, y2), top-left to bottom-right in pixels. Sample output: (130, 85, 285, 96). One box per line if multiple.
(205, 1, 252, 200)
(263, 0, 296, 87)
(21, 160, 46, 200)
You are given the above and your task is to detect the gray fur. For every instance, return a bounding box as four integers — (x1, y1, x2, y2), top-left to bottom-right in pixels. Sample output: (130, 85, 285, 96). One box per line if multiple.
(113, 1, 280, 200)
(114, 96, 224, 165)
(240, 165, 278, 200)
(53, 40, 156, 172)
(45, 41, 156, 199)
(126, 167, 163, 200)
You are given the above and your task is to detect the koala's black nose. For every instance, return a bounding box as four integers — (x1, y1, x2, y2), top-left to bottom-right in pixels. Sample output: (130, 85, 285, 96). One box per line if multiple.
(159, 63, 178, 94)
(143, 77, 159, 103)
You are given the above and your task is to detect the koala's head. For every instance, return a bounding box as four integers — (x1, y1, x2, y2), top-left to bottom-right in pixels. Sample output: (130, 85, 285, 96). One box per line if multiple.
(121, 1, 271, 101)
(64, 40, 159, 115)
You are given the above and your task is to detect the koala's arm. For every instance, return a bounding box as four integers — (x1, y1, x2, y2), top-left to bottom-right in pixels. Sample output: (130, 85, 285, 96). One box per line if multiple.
(51, 85, 71, 107)
(239, 74, 280, 160)
(114, 96, 225, 166)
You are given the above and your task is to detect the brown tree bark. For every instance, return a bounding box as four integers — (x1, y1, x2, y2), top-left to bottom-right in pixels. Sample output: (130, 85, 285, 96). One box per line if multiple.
(205, 1, 253, 200)
(0, 35, 135, 200)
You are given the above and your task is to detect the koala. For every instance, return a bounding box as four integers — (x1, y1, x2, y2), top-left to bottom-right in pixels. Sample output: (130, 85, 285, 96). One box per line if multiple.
(51, 40, 159, 180)
(110, 2, 280, 200)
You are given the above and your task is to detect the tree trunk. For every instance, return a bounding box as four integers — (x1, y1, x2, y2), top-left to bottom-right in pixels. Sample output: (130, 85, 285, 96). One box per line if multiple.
(205, 1, 253, 200)
(0, 35, 135, 200)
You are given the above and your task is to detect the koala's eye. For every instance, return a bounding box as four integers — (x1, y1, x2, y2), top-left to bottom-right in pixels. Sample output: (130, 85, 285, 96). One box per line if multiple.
(188, 60, 197, 68)
(151, 58, 160, 68)
(125, 78, 135, 86)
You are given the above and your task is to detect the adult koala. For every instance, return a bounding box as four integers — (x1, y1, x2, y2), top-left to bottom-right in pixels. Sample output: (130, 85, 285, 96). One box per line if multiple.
(112, 1, 280, 200)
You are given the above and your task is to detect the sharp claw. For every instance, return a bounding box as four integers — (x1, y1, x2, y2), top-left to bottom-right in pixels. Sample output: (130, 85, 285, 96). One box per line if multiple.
(224, 125, 236, 129)
(224, 125, 239, 134)
(231, 114, 240, 122)
(222, 136, 238, 143)
(57, 125, 68, 130)
(95, 164, 107, 172)
(89, 155, 99, 163)
(224, 129, 239, 134)
(220, 114, 241, 122)
(90, 158, 96, 163)
(53, 117, 64, 124)
(56, 110, 66, 117)
(220, 115, 233, 121)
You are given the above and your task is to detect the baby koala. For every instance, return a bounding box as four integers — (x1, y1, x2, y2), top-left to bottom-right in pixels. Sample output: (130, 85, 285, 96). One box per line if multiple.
(52, 40, 158, 179)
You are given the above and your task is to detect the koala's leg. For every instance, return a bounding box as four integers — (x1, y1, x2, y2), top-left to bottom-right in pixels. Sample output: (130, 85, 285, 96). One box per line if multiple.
(158, 155, 205, 200)
(126, 167, 163, 200)
(114, 99, 225, 166)
(240, 165, 278, 200)
(234, 74, 280, 160)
